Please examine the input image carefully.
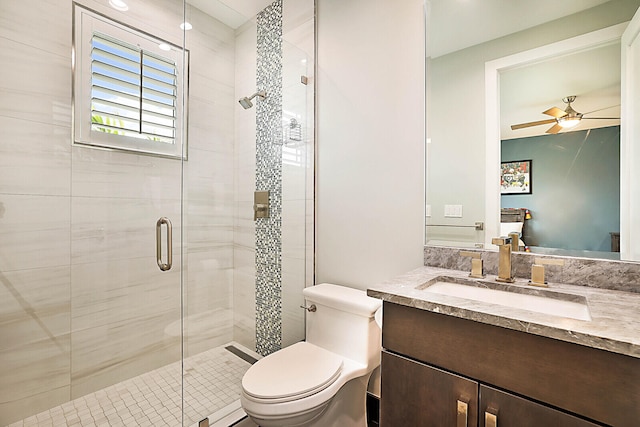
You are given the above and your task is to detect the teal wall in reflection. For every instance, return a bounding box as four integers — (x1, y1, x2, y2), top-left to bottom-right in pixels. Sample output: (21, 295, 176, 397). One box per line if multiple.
(501, 126, 620, 252)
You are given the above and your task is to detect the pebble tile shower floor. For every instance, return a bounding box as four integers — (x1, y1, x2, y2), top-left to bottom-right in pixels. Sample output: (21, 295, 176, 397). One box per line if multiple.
(7, 345, 252, 427)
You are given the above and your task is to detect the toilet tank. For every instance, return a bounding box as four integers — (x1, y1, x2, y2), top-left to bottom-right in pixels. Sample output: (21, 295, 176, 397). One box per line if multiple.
(303, 283, 382, 369)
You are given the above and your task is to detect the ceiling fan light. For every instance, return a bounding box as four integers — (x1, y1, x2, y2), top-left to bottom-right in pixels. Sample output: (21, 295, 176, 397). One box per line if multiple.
(558, 117, 580, 128)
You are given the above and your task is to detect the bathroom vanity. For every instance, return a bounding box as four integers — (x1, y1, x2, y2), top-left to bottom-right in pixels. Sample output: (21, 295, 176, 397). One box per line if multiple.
(368, 266, 640, 426)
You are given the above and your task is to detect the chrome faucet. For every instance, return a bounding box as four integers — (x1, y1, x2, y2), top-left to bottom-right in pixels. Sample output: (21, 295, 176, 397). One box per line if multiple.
(492, 237, 515, 283)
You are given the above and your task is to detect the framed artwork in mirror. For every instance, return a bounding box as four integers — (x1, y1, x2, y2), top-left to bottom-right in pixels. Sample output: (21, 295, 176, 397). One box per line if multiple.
(501, 160, 532, 195)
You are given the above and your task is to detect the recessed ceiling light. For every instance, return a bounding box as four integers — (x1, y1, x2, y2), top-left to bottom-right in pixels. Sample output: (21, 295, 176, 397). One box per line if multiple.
(109, 0, 128, 11)
(158, 43, 171, 51)
(180, 22, 193, 31)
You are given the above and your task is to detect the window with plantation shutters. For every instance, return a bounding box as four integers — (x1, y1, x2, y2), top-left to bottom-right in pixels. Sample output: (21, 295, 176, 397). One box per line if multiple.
(90, 33, 177, 143)
(74, 5, 188, 159)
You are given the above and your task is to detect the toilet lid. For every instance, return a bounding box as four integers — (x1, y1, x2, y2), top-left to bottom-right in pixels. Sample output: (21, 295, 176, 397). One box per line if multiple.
(242, 342, 343, 401)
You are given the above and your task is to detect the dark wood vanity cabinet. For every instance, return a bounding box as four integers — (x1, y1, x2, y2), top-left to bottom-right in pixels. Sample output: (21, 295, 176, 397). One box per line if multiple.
(382, 351, 598, 426)
(381, 350, 479, 426)
(380, 302, 640, 427)
(477, 385, 599, 427)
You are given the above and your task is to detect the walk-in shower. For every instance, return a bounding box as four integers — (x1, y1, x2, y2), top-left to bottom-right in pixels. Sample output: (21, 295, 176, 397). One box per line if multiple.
(238, 90, 268, 109)
(0, 0, 314, 425)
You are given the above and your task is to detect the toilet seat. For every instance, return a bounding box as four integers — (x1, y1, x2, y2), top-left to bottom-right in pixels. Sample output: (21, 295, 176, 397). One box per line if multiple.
(242, 342, 343, 403)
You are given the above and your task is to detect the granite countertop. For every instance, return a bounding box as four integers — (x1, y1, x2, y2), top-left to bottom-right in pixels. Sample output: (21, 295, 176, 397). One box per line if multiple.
(367, 266, 640, 359)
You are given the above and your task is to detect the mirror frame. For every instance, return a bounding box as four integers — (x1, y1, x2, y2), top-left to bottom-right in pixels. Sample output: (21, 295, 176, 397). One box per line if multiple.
(484, 23, 627, 251)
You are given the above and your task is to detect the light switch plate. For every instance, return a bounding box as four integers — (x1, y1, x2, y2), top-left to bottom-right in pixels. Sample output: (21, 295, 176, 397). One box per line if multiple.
(444, 204, 463, 218)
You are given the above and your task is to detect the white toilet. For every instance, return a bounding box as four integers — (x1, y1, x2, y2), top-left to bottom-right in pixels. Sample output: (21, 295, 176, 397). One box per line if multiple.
(240, 283, 382, 427)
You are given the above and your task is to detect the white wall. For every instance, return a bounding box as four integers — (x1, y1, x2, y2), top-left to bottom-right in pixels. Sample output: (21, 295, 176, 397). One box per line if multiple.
(315, 0, 426, 290)
(621, 7, 640, 261)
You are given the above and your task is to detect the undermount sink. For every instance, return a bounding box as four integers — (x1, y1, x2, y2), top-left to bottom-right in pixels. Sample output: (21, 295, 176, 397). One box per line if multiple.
(419, 276, 592, 321)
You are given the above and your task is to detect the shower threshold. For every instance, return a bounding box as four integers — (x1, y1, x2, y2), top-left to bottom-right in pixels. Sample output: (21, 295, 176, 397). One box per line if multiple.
(7, 343, 256, 427)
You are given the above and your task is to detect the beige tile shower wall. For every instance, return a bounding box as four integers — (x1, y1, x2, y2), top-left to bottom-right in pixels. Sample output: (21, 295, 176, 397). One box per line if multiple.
(0, 0, 73, 423)
(233, 19, 258, 351)
(182, 4, 236, 357)
(0, 0, 236, 423)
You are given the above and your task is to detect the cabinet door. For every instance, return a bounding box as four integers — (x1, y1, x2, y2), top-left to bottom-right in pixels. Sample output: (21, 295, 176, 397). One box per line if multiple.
(381, 350, 478, 427)
(479, 385, 602, 427)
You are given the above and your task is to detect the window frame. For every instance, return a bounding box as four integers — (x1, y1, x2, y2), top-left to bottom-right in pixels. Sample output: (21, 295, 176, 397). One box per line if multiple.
(73, 5, 188, 159)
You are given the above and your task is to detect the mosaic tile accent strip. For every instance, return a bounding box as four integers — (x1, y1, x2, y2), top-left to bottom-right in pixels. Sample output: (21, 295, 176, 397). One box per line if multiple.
(255, 0, 284, 357)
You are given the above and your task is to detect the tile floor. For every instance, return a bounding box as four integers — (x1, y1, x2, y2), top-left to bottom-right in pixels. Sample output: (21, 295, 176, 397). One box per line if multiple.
(7, 345, 253, 427)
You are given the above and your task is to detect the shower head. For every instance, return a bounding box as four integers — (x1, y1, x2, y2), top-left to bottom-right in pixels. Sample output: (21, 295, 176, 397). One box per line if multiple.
(239, 97, 253, 109)
(239, 90, 267, 109)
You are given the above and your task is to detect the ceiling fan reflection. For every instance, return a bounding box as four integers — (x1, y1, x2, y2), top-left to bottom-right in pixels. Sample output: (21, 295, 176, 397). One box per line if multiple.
(510, 96, 620, 134)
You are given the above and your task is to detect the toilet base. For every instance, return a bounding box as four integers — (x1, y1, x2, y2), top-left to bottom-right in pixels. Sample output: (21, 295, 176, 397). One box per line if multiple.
(245, 373, 372, 427)
(306, 374, 370, 427)
(245, 401, 329, 427)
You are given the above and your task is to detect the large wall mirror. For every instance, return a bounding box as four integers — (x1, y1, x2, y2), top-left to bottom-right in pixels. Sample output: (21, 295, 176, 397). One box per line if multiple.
(425, 0, 640, 262)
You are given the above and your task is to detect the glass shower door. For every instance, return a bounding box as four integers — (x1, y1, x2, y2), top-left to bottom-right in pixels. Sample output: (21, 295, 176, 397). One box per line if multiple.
(69, 151, 184, 425)
(69, 0, 187, 425)
(0, 0, 188, 425)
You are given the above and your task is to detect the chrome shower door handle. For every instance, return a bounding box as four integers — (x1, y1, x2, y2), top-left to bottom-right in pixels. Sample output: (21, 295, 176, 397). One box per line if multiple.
(156, 217, 172, 271)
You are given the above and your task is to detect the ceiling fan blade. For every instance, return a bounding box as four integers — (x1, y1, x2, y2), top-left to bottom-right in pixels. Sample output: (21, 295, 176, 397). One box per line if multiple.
(510, 118, 557, 130)
(583, 105, 620, 115)
(543, 107, 567, 118)
(546, 123, 563, 134)
(581, 117, 620, 120)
